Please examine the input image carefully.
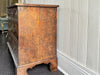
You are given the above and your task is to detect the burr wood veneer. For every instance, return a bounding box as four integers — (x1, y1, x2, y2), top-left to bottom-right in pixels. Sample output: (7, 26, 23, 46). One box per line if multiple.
(7, 3, 59, 75)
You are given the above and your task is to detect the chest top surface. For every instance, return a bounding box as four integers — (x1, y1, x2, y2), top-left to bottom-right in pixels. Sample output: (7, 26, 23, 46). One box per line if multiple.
(8, 3, 59, 9)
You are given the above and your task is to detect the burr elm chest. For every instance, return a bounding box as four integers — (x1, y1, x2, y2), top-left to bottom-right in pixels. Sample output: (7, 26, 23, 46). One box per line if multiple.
(7, 3, 59, 75)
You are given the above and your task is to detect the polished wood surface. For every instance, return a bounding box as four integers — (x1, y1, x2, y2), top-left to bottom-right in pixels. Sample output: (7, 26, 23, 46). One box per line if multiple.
(7, 4, 59, 75)
(8, 3, 59, 8)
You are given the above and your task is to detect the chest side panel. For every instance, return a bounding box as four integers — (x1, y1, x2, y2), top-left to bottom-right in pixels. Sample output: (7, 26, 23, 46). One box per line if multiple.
(39, 8, 57, 60)
(18, 7, 40, 65)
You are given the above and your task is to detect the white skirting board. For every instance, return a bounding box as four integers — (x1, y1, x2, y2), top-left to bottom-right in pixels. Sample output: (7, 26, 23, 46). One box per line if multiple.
(57, 50, 96, 75)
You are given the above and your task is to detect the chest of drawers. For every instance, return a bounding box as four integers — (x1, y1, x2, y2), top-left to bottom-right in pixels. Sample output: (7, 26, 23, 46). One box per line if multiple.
(7, 3, 59, 75)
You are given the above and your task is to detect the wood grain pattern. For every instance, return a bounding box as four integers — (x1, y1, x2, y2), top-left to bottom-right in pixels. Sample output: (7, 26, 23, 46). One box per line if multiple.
(7, 4, 59, 75)
(39, 8, 57, 60)
(18, 7, 40, 65)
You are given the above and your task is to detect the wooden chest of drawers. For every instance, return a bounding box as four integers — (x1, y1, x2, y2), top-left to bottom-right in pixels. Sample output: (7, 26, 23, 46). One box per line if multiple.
(7, 3, 59, 75)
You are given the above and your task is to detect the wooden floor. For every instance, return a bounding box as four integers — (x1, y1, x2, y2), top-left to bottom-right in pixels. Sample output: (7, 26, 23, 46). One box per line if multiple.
(0, 32, 63, 75)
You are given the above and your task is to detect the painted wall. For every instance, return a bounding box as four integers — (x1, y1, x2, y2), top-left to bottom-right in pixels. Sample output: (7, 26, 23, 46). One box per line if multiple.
(0, 0, 9, 17)
(19, 0, 100, 75)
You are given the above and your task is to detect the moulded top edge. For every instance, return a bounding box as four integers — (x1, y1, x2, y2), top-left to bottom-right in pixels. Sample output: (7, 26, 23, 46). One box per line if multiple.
(8, 3, 59, 8)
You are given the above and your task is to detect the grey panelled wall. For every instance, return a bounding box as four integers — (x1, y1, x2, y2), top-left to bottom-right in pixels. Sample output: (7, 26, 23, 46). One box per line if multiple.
(18, 0, 100, 75)
(87, 0, 99, 72)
